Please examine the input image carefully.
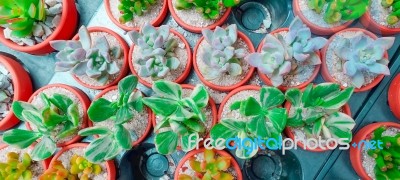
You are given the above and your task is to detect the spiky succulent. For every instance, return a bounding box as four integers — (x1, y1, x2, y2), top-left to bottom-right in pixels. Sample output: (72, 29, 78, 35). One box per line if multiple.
(308, 0, 369, 24)
(78, 75, 144, 163)
(285, 83, 355, 143)
(366, 126, 400, 179)
(178, 149, 233, 180)
(0, 152, 33, 180)
(128, 24, 180, 80)
(118, 0, 156, 24)
(381, 0, 400, 25)
(0, 0, 46, 38)
(50, 26, 122, 85)
(211, 86, 287, 159)
(200, 25, 246, 80)
(2, 93, 80, 161)
(175, 0, 240, 19)
(335, 31, 394, 88)
(142, 80, 209, 155)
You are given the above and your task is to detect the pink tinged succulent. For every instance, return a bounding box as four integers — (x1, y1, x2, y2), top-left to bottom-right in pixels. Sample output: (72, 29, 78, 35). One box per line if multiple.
(200, 24, 246, 80)
(335, 31, 394, 88)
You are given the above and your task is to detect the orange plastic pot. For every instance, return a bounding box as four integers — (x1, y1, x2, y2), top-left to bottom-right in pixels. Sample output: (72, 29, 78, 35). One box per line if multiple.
(49, 143, 116, 180)
(193, 31, 256, 92)
(174, 148, 243, 180)
(292, 0, 353, 36)
(350, 122, 400, 180)
(26, 84, 91, 147)
(321, 28, 388, 92)
(0, 55, 32, 130)
(218, 85, 261, 120)
(0, 144, 51, 170)
(360, 11, 400, 36)
(388, 74, 400, 120)
(256, 28, 321, 92)
(71, 27, 129, 90)
(168, 0, 231, 33)
(0, 0, 78, 55)
(284, 102, 352, 152)
(88, 86, 153, 147)
(129, 29, 192, 88)
(104, 0, 168, 31)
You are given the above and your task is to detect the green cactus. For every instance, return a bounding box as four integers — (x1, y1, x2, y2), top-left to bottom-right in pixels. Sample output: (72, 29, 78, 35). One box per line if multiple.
(0, 0, 46, 38)
(118, 0, 157, 24)
(381, 0, 400, 25)
(367, 126, 400, 180)
(175, 0, 240, 19)
(0, 152, 33, 180)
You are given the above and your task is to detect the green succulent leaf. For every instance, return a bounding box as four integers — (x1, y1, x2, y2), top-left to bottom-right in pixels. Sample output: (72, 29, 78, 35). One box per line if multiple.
(31, 136, 56, 161)
(85, 135, 114, 163)
(235, 131, 258, 159)
(115, 125, 132, 149)
(170, 120, 188, 135)
(311, 83, 340, 100)
(78, 126, 112, 136)
(115, 105, 134, 125)
(210, 123, 240, 147)
(324, 112, 355, 141)
(168, 106, 195, 122)
(247, 115, 269, 139)
(118, 75, 138, 95)
(267, 108, 287, 135)
(190, 85, 209, 108)
(182, 98, 205, 122)
(153, 80, 182, 100)
(127, 91, 144, 112)
(41, 107, 66, 128)
(260, 87, 285, 108)
(302, 84, 313, 107)
(183, 118, 206, 133)
(67, 103, 80, 126)
(320, 87, 354, 110)
(88, 98, 116, 122)
(239, 97, 261, 116)
(286, 109, 305, 127)
(154, 118, 170, 132)
(181, 132, 199, 152)
(154, 130, 179, 155)
(49, 94, 73, 113)
(142, 97, 179, 116)
(104, 140, 123, 161)
(220, 118, 246, 131)
(2, 129, 42, 149)
(22, 110, 47, 131)
(57, 122, 78, 139)
(285, 88, 302, 107)
(12, 101, 38, 121)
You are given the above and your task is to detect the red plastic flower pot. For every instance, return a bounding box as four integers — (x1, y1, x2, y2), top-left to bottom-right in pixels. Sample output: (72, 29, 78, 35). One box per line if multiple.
(321, 28, 388, 92)
(104, 0, 168, 31)
(256, 28, 321, 92)
(389, 74, 400, 120)
(193, 31, 256, 92)
(71, 27, 129, 90)
(168, 0, 231, 33)
(0, 55, 32, 130)
(292, 0, 353, 36)
(360, 11, 400, 36)
(129, 29, 192, 88)
(0, 0, 78, 55)
(0, 144, 51, 171)
(174, 148, 243, 180)
(88, 86, 153, 147)
(49, 143, 116, 180)
(284, 101, 352, 152)
(350, 122, 400, 180)
(25, 84, 91, 147)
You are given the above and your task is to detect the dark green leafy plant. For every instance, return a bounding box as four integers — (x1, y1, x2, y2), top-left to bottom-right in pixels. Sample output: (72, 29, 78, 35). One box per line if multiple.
(118, 0, 156, 23)
(78, 75, 144, 163)
(143, 80, 209, 155)
(175, 0, 241, 19)
(210, 86, 287, 159)
(308, 0, 369, 24)
(285, 83, 355, 142)
(0, 0, 46, 37)
(367, 126, 400, 179)
(2, 93, 80, 161)
(381, 0, 400, 25)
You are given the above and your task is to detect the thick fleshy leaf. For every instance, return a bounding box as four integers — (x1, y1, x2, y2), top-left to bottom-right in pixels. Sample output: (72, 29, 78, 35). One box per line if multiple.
(181, 132, 199, 152)
(67, 103, 80, 127)
(168, 106, 195, 122)
(182, 98, 205, 122)
(142, 97, 178, 116)
(78, 126, 112, 136)
(31, 136, 56, 161)
(235, 131, 258, 159)
(118, 75, 138, 95)
(183, 118, 206, 133)
(267, 108, 287, 135)
(239, 97, 261, 116)
(245, 53, 263, 67)
(190, 85, 209, 108)
(210, 123, 239, 147)
(78, 26, 91, 49)
(220, 119, 246, 131)
(115, 125, 132, 149)
(56, 122, 78, 139)
(170, 120, 188, 135)
(154, 131, 179, 155)
(320, 87, 354, 110)
(85, 135, 113, 163)
(22, 110, 47, 131)
(325, 112, 355, 131)
(286, 109, 304, 127)
(367, 63, 390, 75)
(115, 106, 134, 124)
(285, 88, 302, 107)
(312, 118, 323, 136)
(247, 115, 269, 138)
(311, 83, 340, 100)
(153, 80, 182, 100)
(260, 87, 285, 109)
(2, 129, 42, 149)
(351, 72, 365, 89)
(104, 140, 123, 161)
(12, 101, 37, 121)
(88, 98, 116, 122)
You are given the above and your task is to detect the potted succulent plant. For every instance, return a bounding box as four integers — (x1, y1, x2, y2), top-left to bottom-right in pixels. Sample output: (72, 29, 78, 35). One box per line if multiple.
(175, 148, 243, 180)
(245, 17, 327, 91)
(168, 0, 240, 33)
(388, 74, 400, 120)
(284, 83, 355, 152)
(78, 75, 153, 163)
(211, 85, 287, 159)
(292, 0, 369, 35)
(104, 0, 168, 31)
(142, 80, 218, 155)
(50, 26, 129, 90)
(321, 28, 395, 92)
(1, 83, 90, 161)
(350, 122, 400, 180)
(0, 0, 78, 55)
(0, 55, 32, 130)
(44, 143, 116, 180)
(0, 144, 51, 179)
(128, 24, 192, 88)
(360, 0, 400, 35)
(193, 24, 255, 92)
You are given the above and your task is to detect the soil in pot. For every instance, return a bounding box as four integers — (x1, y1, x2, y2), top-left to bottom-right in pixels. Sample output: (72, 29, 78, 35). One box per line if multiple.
(74, 31, 126, 88)
(0, 64, 14, 120)
(28, 86, 86, 145)
(0, 146, 45, 180)
(91, 88, 150, 145)
(2, 0, 64, 46)
(369, 0, 400, 29)
(108, 0, 165, 29)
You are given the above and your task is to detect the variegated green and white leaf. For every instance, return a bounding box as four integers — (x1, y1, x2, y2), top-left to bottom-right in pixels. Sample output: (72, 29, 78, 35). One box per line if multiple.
(154, 130, 179, 155)
(181, 132, 199, 152)
(285, 88, 302, 107)
(190, 85, 209, 108)
(153, 80, 182, 100)
(260, 87, 285, 108)
(31, 136, 56, 161)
